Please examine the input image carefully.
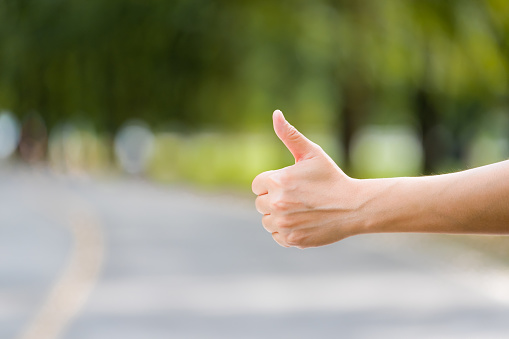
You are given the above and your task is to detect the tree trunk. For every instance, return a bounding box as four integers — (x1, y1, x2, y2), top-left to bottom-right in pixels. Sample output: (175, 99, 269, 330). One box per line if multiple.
(338, 77, 369, 173)
(414, 87, 446, 174)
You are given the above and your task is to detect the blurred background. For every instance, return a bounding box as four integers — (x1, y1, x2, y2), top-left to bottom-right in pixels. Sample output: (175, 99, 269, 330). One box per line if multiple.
(1, 0, 509, 338)
(1, 0, 509, 180)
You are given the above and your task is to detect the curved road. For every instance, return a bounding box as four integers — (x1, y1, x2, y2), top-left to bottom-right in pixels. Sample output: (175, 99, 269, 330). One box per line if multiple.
(1, 164, 509, 339)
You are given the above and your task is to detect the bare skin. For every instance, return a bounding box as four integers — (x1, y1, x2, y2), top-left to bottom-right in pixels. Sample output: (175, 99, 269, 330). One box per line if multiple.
(252, 110, 509, 249)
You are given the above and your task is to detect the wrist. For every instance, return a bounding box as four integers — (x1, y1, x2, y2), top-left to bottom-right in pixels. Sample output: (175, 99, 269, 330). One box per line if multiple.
(355, 177, 421, 235)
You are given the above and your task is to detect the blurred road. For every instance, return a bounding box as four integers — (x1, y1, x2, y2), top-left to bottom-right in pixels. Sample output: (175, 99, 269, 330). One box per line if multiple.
(1, 164, 509, 339)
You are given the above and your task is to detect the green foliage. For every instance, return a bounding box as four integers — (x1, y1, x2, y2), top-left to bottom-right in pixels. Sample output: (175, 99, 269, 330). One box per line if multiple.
(147, 132, 295, 188)
(0, 0, 508, 178)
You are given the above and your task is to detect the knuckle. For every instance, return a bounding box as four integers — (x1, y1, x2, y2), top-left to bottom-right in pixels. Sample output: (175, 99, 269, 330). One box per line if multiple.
(278, 174, 291, 187)
(267, 174, 282, 187)
(286, 125, 300, 141)
(270, 199, 289, 212)
(252, 170, 274, 194)
(251, 176, 262, 194)
(313, 143, 324, 153)
(269, 170, 293, 188)
(274, 216, 292, 230)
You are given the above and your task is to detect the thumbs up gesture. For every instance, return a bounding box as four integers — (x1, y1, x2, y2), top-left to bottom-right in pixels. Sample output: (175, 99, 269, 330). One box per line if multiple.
(253, 110, 509, 247)
(252, 110, 367, 248)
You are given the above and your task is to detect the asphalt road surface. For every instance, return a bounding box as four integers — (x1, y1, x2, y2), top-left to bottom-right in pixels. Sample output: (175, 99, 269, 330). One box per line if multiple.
(1, 164, 509, 339)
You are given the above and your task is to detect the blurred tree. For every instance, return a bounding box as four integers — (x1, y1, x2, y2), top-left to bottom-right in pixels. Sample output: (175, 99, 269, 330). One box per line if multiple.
(0, 0, 507, 172)
(327, 0, 509, 173)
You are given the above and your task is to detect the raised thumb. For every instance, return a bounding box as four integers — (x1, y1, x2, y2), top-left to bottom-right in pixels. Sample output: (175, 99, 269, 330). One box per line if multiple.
(273, 110, 318, 162)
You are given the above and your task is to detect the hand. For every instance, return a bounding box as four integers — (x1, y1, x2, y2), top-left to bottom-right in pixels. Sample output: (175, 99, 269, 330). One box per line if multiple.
(253, 111, 509, 245)
(252, 110, 367, 249)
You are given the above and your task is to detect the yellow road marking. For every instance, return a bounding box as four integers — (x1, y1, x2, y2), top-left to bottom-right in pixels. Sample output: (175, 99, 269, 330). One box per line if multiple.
(17, 189, 104, 339)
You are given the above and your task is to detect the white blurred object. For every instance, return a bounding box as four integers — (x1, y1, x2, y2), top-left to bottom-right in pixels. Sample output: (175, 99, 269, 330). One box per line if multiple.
(351, 125, 423, 178)
(468, 135, 509, 168)
(0, 111, 20, 160)
(114, 121, 155, 175)
(49, 123, 85, 174)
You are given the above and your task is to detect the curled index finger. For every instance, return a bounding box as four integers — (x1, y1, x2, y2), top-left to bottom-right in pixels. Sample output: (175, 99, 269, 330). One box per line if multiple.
(252, 170, 274, 196)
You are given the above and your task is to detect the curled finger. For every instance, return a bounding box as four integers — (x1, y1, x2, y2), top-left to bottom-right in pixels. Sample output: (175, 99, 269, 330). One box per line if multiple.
(261, 214, 277, 233)
(272, 232, 290, 248)
(255, 193, 271, 215)
(252, 170, 274, 196)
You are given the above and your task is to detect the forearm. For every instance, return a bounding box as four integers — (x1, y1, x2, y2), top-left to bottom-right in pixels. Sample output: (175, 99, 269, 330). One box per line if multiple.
(254, 111, 509, 248)
(361, 160, 509, 235)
